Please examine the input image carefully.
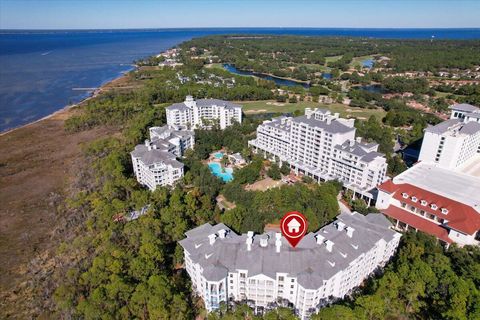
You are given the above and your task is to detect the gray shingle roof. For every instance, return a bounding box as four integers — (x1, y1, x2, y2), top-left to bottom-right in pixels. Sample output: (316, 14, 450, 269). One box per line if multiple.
(167, 102, 190, 111)
(292, 116, 355, 134)
(166, 99, 242, 111)
(334, 141, 385, 163)
(196, 99, 242, 109)
(179, 212, 398, 288)
(450, 103, 479, 113)
(425, 118, 480, 135)
(131, 145, 183, 168)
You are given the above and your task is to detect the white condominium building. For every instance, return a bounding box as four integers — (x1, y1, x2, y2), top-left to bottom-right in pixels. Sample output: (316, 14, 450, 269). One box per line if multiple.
(179, 212, 401, 319)
(131, 125, 194, 191)
(249, 108, 388, 201)
(166, 95, 242, 130)
(418, 103, 480, 170)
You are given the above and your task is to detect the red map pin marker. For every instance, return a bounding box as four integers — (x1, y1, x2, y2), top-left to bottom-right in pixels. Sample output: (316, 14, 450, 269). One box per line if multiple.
(280, 211, 308, 248)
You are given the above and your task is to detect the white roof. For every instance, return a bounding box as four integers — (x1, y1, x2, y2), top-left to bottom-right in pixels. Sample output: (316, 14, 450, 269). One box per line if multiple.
(393, 162, 480, 211)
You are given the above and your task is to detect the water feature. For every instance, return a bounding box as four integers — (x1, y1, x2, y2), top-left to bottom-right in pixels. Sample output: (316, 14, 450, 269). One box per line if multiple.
(357, 84, 387, 94)
(208, 162, 234, 182)
(214, 152, 224, 159)
(223, 64, 311, 88)
(362, 59, 375, 69)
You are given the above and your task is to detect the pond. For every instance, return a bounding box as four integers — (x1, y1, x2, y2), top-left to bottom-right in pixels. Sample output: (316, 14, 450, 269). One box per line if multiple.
(223, 64, 323, 88)
(357, 84, 387, 94)
(362, 59, 375, 69)
(208, 162, 234, 182)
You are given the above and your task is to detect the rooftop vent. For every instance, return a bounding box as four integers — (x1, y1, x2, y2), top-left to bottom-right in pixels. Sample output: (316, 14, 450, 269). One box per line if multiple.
(218, 229, 227, 239)
(346, 226, 355, 238)
(275, 233, 282, 253)
(325, 240, 334, 252)
(246, 237, 253, 251)
(260, 235, 269, 248)
(208, 234, 217, 245)
(315, 234, 325, 244)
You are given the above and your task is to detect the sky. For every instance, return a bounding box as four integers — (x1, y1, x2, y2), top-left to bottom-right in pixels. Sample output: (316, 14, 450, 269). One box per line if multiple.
(1, 0, 479, 30)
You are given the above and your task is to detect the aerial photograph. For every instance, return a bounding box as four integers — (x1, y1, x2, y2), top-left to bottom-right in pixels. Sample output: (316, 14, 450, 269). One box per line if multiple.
(1, 0, 480, 319)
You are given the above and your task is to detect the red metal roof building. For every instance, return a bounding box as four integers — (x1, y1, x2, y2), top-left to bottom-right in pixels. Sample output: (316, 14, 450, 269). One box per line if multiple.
(376, 162, 480, 246)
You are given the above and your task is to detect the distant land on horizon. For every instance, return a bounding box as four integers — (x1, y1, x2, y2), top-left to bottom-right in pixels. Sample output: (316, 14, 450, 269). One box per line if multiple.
(1, 27, 479, 132)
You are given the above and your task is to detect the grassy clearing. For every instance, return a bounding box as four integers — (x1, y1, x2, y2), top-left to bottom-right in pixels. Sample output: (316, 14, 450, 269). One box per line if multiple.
(240, 100, 386, 120)
(325, 55, 343, 63)
(204, 63, 224, 69)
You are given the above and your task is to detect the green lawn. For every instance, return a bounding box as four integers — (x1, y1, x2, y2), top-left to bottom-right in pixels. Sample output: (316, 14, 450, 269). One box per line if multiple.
(239, 100, 386, 120)
(325, 55, 343, 63)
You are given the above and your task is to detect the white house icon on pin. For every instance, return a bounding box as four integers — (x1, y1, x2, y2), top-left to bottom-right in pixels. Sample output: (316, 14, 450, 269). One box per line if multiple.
(287, 218, 301, 234)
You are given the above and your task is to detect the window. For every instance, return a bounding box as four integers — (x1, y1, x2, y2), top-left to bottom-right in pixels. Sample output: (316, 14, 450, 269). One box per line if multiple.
(278, 276, 284, 282)
(402, 192, 408, 199)
(431, 204, 438, 210)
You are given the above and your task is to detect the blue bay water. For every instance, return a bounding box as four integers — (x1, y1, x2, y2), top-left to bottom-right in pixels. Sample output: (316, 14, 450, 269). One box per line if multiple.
(1, 28, 479, 132)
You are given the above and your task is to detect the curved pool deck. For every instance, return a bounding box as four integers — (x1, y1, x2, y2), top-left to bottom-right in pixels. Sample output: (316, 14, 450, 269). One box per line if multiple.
(208, 162, 233, 182)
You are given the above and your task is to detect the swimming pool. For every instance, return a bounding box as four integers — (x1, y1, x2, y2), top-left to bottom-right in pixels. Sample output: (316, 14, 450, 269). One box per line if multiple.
(214, 152, 224, 159)
(208, 162, 234, 182)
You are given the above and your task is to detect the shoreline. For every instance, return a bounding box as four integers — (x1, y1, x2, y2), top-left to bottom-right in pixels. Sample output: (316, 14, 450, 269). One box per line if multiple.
(0, 68, 135, 137)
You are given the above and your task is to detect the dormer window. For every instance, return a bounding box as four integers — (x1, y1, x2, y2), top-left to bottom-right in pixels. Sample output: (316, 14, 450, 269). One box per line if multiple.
(441, 208, 449, 215)
(402, 192, 408, 199)
(420, 200, 428, 206)
(431, 204, 438, 210)
(411, 196, 418, 203)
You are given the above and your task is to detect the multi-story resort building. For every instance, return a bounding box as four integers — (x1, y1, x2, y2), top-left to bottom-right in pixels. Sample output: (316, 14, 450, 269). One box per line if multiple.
(179, 212, 401, 319)
(377, 104, 480, 246)
(166, 95, 242, 129)
(376, 162, 480, 246)
(418, 103, 480, 170)
(131, 124, 194, 191)
(248, 108, 388, 204)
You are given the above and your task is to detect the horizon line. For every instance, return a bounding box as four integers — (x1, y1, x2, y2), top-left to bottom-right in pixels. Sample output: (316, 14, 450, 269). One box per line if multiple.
(2, 26, 480, 31)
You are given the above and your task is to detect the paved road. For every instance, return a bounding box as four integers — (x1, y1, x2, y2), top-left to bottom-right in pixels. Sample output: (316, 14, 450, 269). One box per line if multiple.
(338, 200, 352, 214)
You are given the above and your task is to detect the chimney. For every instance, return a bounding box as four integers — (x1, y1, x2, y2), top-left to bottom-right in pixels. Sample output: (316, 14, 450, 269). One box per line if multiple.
(247, 231, 254, 238)
(346, 227, 355, 238)
(260, 236, 269, 248)
(147, 145, 152, 151)
(208, 234, 217, 245)
(315, 234, 325, 245)
(356, 137, 362, 143)
(218, 229, 227, 239)
(326, 117, 332, 125)
(325, 240, 334, 252)
(334, 112, 339, 119)
(336, 221, 346, 231)
(246, 237, 253, 251)
(275, 233, 282, 253)
(144, 139, 150, 146)
(349, 140, 355, 147)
